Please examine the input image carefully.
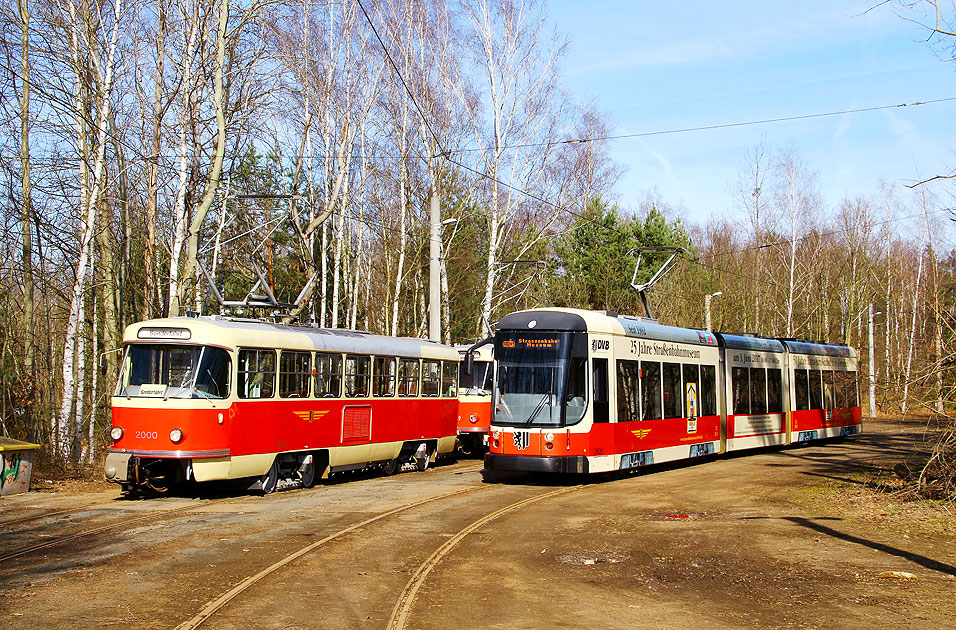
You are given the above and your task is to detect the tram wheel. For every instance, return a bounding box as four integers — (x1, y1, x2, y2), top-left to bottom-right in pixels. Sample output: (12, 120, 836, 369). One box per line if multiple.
(414, 444, 430, 472)
(260, 459, 279, 495)
(299, 458, 316, 489)
(381, 458, 399, 476)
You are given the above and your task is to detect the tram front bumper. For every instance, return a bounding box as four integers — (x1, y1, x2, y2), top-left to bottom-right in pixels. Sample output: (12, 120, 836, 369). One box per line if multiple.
(483, 453, 588, 474)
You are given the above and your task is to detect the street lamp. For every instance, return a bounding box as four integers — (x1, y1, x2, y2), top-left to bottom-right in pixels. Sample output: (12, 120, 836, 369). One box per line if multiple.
(704, 291, 722, 332)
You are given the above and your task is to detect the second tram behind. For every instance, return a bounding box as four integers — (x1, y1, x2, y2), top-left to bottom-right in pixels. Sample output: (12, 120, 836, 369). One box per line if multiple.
(455, 341, 494, 454)
(483, 308, 861, 474)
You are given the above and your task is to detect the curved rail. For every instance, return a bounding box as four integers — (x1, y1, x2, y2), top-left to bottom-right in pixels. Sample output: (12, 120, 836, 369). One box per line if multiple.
(174, 486, 485, 630)
(386, 486, 579, 630)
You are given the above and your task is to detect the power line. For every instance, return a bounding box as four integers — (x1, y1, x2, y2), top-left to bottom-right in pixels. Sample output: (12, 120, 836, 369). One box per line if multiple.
(451, 97, 956, 153)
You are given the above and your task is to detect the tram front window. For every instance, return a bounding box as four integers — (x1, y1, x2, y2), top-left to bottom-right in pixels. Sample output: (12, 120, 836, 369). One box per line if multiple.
(459, 360, 493, 394)
(116, 344, 231, 399)
(494, 332, 586, 428)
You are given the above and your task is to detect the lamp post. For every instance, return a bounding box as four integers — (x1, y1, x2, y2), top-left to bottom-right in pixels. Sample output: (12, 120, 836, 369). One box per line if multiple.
(868, 303, 882, 418)
(704, 291, 722, 332)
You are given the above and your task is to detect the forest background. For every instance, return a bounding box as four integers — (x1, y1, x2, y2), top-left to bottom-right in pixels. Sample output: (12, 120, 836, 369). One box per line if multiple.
(1, 0, 953, 497)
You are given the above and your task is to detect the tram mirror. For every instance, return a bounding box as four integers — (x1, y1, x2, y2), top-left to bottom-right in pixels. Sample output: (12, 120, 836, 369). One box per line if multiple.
(463, 351, 473, 376)
(100, 355, 107, 376)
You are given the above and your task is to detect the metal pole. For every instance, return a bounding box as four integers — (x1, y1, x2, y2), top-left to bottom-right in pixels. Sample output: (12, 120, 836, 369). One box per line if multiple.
(868, 302, 876, 418)
(428, 188, 440, 342)
(704, 294, 712, 332)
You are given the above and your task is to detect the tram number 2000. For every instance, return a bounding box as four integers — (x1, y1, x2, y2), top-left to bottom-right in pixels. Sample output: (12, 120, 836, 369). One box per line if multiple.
(136, 431, 159, 440)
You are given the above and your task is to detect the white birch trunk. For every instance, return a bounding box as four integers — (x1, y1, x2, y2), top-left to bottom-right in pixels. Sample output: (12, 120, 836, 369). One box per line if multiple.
(87, 285, 98, 466)
(74, 266, 87, 462)
(56, 0, 122, 461)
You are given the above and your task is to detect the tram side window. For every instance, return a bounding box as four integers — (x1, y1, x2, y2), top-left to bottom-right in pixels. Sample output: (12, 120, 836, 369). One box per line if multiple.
(616, 360, 640, 423)
(373, 357, 396, 397)
(750, 368, 767, 414)
(823, 370, 835, 409)
(809, 370, 823, 410)
(845, 371, 859, 407)
(279, 351, 311, 398)
(767, 368, 782, 413)
(640, 361, 662, 421)
(732, 366, 750, 415)
(238, 349, 276, 399)
(315, 353, 342, 397)
(345, 355, 370, 397)
(592, 359, 609, 423)
(441, 361, 458, 397)
(398, 358, 420, 397)
(662, 362, 683, 419)
(700, 365, 717, 416)
(794, 369, 809, 411)
(833, 370, 845, 408)
(422, 360, 440, 397)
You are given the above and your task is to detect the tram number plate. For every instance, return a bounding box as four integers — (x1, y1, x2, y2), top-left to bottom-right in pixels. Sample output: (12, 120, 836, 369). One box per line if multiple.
(689, 442, 715, 458)
(797, 430, 818, 442)
(840, 425, 857, 437)
(620, 451, 654, 470)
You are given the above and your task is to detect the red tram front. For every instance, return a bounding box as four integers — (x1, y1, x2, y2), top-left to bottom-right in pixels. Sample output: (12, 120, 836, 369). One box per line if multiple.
(455, 341, 494, 455)
(105, 316, 460, 493)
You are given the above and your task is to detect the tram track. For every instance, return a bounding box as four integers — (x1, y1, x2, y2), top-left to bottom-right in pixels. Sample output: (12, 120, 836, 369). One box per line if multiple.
(386, 485, 581, 630)
(174, 484, 488, 630)
(0, 503, 117, 530)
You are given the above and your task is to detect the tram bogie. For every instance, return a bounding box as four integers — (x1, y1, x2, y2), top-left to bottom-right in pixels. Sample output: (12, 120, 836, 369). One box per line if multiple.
(483, 308, 861, 475)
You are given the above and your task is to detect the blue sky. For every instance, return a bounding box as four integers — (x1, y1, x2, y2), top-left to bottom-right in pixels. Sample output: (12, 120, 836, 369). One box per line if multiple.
(548, 1, 956, 225)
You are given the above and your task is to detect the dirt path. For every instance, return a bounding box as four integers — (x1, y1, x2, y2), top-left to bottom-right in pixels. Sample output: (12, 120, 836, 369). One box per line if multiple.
(0, 418, 952, 629)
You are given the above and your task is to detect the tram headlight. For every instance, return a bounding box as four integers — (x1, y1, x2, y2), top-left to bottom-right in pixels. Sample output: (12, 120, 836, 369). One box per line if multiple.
(110, 427, 123, 441)
(545, 432, 554, 442)
(169, 429, 184, 444)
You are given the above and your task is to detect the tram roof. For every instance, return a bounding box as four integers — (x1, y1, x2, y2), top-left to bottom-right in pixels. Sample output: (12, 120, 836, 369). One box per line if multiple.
(780, 339, 857, 358)
(715, 333, 785, 353)
(123, 316, 458, 360)
(497, 308, 720, 347)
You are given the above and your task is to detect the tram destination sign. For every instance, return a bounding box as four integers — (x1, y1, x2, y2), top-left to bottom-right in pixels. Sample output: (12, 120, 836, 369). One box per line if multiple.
(137, 327, 191, 340)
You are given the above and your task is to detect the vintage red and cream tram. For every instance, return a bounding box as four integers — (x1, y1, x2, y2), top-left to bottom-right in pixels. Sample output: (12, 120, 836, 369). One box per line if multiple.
(483, 308, 860, 474)
(104, 315, 460, 493)
(455, 341, 494, 455)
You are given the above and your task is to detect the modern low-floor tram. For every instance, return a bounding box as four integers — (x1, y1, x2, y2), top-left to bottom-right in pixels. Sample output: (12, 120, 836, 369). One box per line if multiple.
(483, 308, 860, 474)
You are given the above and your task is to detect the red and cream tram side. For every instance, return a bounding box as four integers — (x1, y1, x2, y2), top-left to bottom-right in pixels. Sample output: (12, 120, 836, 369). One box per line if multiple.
(717, 334, 789, 451)
(783, 340, 861, 442)
(483, 308, 861, 475)
(455, 341, 494, 455)
(104, 316, 459, 493)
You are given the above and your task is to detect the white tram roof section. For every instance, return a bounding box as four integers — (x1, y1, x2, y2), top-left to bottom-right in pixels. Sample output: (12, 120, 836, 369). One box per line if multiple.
(781, 339, 857, 359)
(496, 308, 720, 347)
(715, 333, 785, 354)
(124, 316, 458, 360)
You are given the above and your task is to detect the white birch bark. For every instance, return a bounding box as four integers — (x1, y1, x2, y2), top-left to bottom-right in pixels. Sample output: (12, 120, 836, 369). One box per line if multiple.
(56, 0, 122, 461)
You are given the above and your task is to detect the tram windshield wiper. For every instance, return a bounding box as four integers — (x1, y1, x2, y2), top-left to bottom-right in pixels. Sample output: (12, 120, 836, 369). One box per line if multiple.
(522, 393, 552, 427)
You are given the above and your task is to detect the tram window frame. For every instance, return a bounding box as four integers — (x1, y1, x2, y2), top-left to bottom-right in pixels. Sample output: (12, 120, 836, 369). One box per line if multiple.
(847, 370, 859, 407)
(809, 369, 823, 410)
(441, 361, 458, 397)
(238, 348, 276, 399)
(662, 362, 683, 419)
(732, 366, 750, 415)
(592, 358, 610, 423)
(421, 360, 440, 397)
(345, 355, 371, 398)
(683, 364, 699, 418)
(794, 368, 809, 411)
(372, 356, 396, 397)
(640, 361, 662, 421)
(750, 367, 767, 415)
(823, 370, 835, 409)
(767, 368, 782, 413)
(398, 358, 420, 397)
(278, 350, 311, 398)
(616, 360, 640, 423)
(315, 353, 343, 398)
(700, 364, 717, 416)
